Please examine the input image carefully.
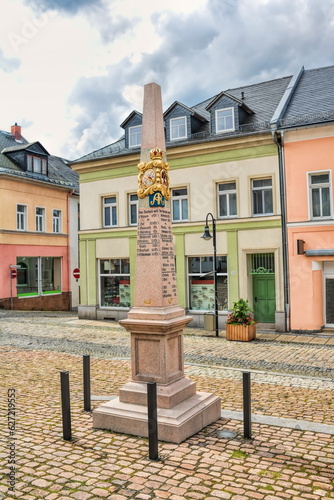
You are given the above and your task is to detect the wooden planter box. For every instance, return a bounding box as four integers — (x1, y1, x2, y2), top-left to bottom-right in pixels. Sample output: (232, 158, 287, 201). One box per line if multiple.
(226, 323, 256, 341)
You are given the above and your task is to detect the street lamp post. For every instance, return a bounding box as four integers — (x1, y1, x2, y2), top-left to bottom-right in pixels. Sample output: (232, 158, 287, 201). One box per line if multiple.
(201, 213, 219, 337)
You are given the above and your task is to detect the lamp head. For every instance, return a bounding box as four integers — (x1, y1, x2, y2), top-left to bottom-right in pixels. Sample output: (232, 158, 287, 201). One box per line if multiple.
(201, 225, 212, 241)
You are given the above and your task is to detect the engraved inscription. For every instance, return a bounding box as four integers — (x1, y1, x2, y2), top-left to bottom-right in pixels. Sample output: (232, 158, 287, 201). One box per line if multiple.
(137, 207, 177, 301)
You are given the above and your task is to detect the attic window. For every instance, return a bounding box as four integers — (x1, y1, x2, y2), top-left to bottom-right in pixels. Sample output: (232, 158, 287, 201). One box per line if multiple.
(215, 107, 235, 133)
(27, 154, 48, 175)
(129, 125, 142, 148)
(170, 117, 187, 140)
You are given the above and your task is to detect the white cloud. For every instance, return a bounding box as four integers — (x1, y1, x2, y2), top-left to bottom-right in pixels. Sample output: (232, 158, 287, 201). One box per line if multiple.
(0, 0, 333, 160)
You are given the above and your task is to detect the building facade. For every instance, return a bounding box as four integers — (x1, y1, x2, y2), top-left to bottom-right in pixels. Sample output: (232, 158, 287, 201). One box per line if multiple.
(72, 76, 293, 331)
(0, 124, 79, 310)
(274, 66, 334, 331)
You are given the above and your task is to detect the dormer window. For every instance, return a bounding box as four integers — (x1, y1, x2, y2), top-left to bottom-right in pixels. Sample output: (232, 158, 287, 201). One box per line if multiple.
(215, 107, 235, 133)
(129, 125, 142, 148)
(27, 154, 48, 175)
(170, 117, 187, 141)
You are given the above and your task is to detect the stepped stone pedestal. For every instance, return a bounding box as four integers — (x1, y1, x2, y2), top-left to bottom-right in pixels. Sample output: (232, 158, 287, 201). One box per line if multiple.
(92, 83, 221, 443)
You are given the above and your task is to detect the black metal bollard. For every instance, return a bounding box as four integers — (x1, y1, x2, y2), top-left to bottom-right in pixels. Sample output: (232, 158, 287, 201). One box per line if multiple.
(243, 371, 252, 439)
(147, 382, 159, 461)
(60, 371, 72, 441)
(83, 355, 91, 411)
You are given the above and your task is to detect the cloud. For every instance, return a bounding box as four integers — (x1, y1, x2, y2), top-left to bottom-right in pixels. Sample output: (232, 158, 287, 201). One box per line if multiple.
(0, 48, 20, 72)
(23, 0, 99, 14)
(66, 0, 334, 160)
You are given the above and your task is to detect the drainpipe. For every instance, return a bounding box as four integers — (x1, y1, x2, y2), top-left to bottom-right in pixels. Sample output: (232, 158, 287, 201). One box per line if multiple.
(273, 130, 290, 332)
(67, 189, 74, 310)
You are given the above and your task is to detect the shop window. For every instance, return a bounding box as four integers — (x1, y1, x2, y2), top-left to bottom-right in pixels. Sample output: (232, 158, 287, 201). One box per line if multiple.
(188, 256, 228, 311)
(100, 258, 130, 308)
(16, 257, 61, 297)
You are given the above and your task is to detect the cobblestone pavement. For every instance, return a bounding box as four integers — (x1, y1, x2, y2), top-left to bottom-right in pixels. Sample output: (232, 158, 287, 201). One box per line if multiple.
(0, 311, 333, 500)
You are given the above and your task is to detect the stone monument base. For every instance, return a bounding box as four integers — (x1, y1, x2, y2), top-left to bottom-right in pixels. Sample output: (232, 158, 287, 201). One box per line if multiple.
(93, 391, 221, 444)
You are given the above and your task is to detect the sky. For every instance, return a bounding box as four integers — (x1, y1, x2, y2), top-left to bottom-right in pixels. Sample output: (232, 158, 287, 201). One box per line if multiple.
(0, 0, 334, 161)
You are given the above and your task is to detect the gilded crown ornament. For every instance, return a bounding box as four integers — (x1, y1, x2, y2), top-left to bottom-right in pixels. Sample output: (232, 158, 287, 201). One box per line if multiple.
(137, 147, 170, 200)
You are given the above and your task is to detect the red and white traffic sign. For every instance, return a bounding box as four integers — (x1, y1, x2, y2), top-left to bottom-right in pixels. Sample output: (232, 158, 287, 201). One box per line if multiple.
(73, 268, 80, 280)
(10, 268, 17, 279)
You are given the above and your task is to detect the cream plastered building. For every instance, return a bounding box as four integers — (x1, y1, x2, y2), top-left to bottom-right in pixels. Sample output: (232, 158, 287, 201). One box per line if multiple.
(73, 72, 290, 331)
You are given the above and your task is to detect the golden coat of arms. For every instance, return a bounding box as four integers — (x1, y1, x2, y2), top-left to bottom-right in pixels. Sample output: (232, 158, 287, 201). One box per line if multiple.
(137, 147, 170, 200)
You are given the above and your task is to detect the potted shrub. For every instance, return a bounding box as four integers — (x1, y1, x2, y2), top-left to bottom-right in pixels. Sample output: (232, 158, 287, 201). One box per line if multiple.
(225, 298, 256, 341)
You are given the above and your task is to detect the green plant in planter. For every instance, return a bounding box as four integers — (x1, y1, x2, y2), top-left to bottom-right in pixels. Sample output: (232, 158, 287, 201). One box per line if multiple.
(226, 298, 256, 325)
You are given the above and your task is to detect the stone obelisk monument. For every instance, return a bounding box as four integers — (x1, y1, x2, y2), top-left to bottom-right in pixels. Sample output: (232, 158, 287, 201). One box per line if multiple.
(93, 83, 221, 443)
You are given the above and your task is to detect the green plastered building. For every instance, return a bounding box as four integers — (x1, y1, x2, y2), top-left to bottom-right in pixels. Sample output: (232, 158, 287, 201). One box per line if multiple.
(72, 75, 292, 331)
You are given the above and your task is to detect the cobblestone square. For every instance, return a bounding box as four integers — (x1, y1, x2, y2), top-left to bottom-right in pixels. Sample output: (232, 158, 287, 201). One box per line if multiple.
(0, 311, 333, 499)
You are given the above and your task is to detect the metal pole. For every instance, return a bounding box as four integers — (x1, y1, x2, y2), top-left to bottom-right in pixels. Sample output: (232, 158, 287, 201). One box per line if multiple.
(10, 272, 13, 310)
(147, 382, 159, 461)
(212, 217, 219, 337)
(60, 371, 72, 441)
(243, 372, 251, 439)
(83, 355, 91, 411)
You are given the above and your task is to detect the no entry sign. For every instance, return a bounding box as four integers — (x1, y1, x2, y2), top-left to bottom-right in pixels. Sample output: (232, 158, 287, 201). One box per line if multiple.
(10, 268, 17, 279)
(73, 268, 80, 280)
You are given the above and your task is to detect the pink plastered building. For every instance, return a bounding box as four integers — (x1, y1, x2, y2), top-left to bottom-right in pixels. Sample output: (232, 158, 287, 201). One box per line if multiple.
(0, 124, 79, 310)
(285, 129, 334, 331)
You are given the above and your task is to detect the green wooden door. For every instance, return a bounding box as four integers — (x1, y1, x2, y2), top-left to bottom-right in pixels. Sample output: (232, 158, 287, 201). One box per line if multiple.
(253, 275, 275, 322)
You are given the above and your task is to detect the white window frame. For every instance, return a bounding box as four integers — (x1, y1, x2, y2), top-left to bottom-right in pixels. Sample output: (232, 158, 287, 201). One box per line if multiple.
(129, 125, 142, 148)
(170, 116, 187, 141)
(217, 181, 237, 218)
(35, 207, 45, 232)
(172, 188, 188, 222)
(128, 193, 138, 226)
(17, 204, 27, 231)
(215, 107, 235, 133)
(103, 196, 117, 228)
(308, 171, 332, 220)
(252, 178, 273, 216)
(53, 209, 62, 233)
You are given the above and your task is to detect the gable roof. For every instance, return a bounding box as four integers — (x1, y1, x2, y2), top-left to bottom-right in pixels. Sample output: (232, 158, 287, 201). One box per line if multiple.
(2, 141, 50, 155)
(163, 101, 208, 122)
(72, 65, 334, 164)
(0, 129, 79, 193)
(279, 65, 334, 128)
(120, 111, 142, 129)
(205, 91, 254, 115)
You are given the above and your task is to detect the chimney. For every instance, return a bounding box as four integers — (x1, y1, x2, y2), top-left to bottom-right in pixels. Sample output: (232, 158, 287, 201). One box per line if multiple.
(11, 123, 22, 140)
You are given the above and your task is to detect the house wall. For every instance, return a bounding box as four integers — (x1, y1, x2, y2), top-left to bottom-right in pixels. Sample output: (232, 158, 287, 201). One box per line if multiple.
(77, 138, 285, 329)
(284, 125, 334, 331)
(68, 195, 80, 308)
(0, 177, 73, 310)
